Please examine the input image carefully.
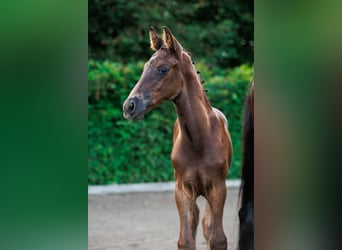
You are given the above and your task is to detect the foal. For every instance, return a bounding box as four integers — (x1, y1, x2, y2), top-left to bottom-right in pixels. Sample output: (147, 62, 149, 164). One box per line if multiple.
(123, 27, 232, 250)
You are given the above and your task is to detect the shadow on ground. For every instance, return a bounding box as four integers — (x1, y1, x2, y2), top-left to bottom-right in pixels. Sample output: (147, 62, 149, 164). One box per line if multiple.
(89, 187, 240, 250)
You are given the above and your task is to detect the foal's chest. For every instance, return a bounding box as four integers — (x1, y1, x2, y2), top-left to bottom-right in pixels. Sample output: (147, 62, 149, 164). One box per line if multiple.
(171, 143, 227, 174)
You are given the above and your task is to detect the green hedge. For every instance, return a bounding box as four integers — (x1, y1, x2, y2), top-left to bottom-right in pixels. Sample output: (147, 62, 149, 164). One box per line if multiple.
(89, 0, 253, 68)
(88, 60, 253, 184)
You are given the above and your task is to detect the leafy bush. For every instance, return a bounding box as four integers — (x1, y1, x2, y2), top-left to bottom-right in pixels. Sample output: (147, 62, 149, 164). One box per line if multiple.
(88, 59, 253, 184)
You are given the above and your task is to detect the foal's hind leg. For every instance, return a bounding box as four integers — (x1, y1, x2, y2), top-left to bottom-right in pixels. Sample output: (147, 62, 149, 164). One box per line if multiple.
(202, 202, 212, 242)
(174, 183, 199, 250)
(202, 181, 227, 250)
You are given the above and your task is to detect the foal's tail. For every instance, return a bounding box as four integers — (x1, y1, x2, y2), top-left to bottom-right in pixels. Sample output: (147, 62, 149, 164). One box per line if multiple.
(238, 80, 254, 250)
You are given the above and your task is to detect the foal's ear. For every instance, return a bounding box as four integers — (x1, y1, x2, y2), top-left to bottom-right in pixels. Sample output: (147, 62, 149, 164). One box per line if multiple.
(162, 26, 183, 57)
(149, 27, 163, 51)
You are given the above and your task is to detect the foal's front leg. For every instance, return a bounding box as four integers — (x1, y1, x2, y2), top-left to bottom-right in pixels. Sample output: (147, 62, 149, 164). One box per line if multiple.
(174, 182, 199, 250)
(202, 181, 227, 250)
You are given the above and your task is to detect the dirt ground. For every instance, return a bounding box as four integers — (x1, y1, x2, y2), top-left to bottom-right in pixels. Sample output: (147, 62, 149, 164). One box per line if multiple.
(88, 187, 240, 250)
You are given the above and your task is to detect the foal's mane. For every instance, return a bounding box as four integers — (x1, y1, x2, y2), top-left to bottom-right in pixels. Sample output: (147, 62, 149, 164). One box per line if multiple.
(180, 49, 212, 110)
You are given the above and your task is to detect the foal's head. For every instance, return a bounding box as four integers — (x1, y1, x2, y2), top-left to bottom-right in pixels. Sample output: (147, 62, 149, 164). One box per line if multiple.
(123, 26, 192, 120)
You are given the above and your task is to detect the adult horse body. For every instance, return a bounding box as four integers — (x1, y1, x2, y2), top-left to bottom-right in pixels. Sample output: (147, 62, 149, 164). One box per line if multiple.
(123, 27, 232, 250)
(238, 80, 254, 250)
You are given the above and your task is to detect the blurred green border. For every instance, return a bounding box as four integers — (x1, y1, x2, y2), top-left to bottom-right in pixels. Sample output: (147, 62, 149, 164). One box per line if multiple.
(0, 1, 87, 249)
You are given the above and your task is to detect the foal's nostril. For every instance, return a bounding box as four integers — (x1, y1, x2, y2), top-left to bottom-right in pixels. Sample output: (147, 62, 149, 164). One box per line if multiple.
(128, 100, 136, 113)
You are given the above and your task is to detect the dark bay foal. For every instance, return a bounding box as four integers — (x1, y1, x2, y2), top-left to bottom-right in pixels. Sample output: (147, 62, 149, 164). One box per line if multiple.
(123, 27, 232, 250)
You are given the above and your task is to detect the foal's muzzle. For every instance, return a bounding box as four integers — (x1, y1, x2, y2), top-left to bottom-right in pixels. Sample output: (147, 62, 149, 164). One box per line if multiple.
(123, 95, 152, 121)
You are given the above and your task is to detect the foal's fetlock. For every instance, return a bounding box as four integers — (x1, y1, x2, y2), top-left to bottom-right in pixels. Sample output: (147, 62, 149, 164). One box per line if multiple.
(178, 240, 196, 250)
(209, 234, 227, 250)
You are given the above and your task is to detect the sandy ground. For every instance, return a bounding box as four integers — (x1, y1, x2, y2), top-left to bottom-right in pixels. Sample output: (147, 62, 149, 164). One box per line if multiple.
(88, 187, 240, 250)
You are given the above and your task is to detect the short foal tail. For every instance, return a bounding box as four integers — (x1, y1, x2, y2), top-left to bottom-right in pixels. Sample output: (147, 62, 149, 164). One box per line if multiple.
(238, 81, 254, 250)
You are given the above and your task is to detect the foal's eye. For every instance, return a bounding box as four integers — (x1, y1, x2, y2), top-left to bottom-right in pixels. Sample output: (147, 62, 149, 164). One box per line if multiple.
(157, 65, 169, 76)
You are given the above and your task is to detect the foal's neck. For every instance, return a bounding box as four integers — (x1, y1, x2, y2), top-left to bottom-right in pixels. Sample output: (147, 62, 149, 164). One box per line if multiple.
(173, 63, 212, 145)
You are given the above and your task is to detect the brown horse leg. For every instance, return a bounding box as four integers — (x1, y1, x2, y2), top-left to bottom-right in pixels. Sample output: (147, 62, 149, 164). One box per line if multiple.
(174, 183, 199, 250)
(202, 182, 227, 250)
(202, 202, 212, 241)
